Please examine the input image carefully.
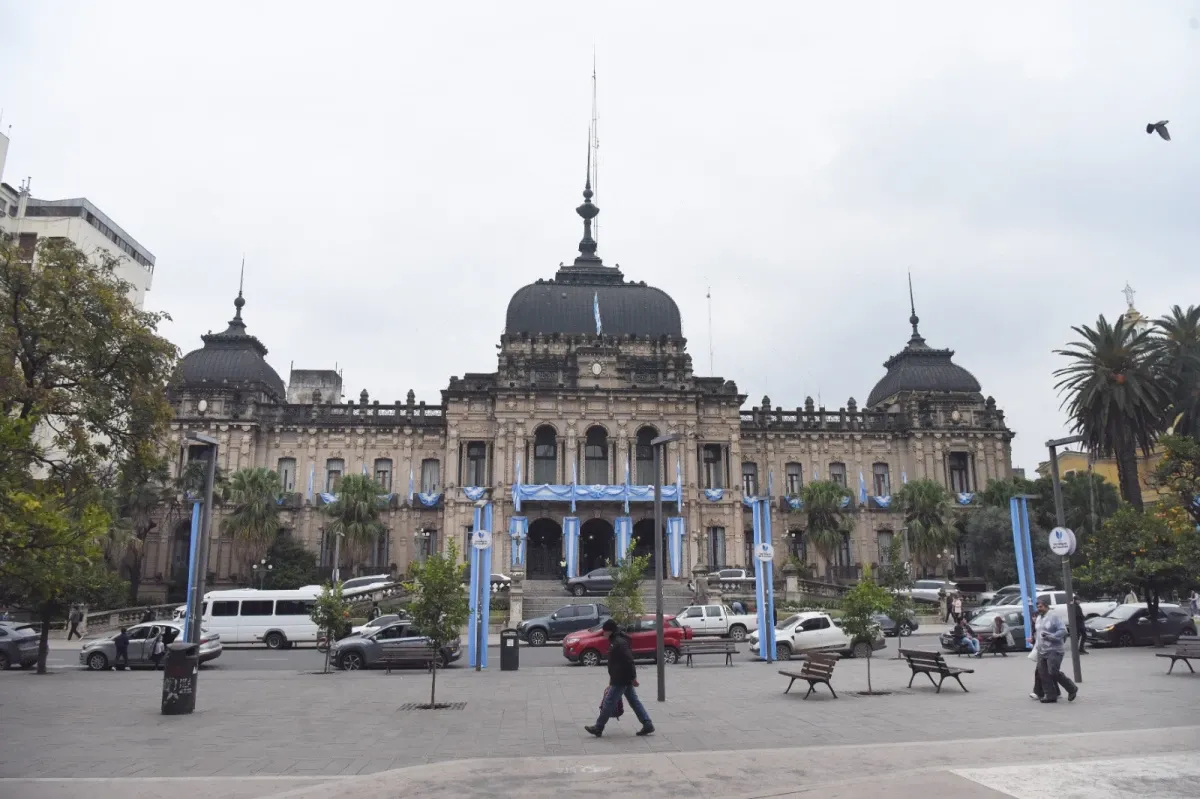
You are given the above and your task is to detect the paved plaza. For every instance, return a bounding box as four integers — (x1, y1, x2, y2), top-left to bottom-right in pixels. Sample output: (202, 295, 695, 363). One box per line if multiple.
(1, 645, 1198, 797)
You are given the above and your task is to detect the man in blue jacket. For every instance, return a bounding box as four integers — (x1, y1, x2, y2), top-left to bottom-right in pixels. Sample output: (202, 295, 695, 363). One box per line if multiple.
(1035, 599, 1078, 704)
(585, 619, 654, 737)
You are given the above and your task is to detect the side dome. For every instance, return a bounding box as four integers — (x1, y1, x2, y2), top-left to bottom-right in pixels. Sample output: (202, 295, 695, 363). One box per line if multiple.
(866, 312, 982, 408)
(176, 292, 285, 401)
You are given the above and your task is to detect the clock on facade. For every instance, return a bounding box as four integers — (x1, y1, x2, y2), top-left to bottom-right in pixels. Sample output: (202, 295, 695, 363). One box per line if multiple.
(591, 362, 603, 376)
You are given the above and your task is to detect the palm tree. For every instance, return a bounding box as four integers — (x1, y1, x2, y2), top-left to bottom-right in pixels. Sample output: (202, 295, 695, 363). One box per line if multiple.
(323, 474, 387, 577)
(801, 480, 851, 579)
(1054, 314, 1166, 510)
(1153, 304, 1200, 439)
(895, 479, 956, 577)
(222, 468, 284, 577)
(105, 464, 171, 602)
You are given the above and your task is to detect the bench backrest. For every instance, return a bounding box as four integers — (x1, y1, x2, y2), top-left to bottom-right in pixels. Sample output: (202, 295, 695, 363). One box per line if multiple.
(902, 649, 947, 670)
(1176, 640, 1200, 656)
(800, 653, 838, 680)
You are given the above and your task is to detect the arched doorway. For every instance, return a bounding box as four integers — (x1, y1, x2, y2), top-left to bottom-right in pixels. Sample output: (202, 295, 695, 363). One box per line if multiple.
(527, 517, 563, 580)
(631, 518, 661, 575)
(580, 518, 615, 573)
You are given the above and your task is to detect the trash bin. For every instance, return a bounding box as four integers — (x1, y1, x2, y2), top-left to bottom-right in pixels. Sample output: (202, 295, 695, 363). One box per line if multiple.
(160, 641, 200, 716)
(499, 628, 519, 671)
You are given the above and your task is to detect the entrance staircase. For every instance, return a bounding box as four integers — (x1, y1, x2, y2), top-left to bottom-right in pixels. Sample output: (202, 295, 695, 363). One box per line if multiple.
(521, 578, 695, 620)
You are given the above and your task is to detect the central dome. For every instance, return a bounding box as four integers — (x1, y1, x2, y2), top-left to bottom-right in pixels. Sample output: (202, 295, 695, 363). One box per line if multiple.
(504, 174, 683, 338)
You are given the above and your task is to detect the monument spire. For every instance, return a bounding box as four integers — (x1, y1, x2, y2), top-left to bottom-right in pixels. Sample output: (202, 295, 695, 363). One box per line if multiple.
(907, 270, 925, 346)
(574, 133, 601, 264)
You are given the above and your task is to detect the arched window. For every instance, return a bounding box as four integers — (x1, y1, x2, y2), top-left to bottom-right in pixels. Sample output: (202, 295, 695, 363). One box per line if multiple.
(533, 426, 557, 484)
(635, 427, 658, 485)
(584, 426, 609, 485)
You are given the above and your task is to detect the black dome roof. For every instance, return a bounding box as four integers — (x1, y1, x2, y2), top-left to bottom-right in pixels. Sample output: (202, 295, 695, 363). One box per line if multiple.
(505, 172, 682, 338)
(866, 313, 981, 408)
(177, 292, 285, 401)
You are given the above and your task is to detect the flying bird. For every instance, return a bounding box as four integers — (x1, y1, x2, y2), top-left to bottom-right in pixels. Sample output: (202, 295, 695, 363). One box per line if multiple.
(1146, 120, 1171, 141)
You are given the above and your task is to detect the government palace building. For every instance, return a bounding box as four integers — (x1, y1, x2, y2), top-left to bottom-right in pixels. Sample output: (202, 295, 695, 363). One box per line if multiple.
(146, 174, 1016, 601)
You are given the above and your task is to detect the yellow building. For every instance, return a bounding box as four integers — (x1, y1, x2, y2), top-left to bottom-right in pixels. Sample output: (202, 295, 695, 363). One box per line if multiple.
(1035, 449, 1169, 506)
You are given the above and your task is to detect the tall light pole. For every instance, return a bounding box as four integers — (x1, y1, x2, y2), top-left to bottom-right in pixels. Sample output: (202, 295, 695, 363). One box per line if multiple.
(651, 432, 680, 703)
(184, 432, 218, 646)
(1047, 434, 1085, 683)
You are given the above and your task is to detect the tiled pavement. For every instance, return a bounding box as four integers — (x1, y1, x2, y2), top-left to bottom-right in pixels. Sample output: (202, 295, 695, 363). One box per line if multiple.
(1, 645, 1197, 780)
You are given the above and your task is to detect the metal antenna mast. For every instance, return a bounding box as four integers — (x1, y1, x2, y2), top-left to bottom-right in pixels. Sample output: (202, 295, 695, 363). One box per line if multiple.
(591, 49, 600, 244)
(707, 286, 714, 374)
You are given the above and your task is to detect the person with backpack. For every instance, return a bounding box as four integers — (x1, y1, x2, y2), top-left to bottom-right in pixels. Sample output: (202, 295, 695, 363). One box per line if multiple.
(584, 619, 654, 738)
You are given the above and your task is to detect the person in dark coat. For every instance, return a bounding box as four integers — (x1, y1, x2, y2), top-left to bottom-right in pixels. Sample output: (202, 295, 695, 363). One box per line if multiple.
(585, 619, 654, 738)
(1072, 597, 1088, 654)
(368, 602, 382, 621)
(113, 627, 130, 670)
(67, 606, 83, 640)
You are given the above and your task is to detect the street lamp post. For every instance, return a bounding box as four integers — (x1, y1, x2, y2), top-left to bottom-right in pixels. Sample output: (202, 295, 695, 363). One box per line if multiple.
(651, 432, 681, 703)
(1047, 434, 1085, 684)
(184, 433, 217, 647)
(251, 559, 273, 590)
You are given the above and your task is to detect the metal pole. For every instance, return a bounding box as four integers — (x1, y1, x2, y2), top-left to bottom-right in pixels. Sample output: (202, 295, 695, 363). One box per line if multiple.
(653, 443, 665, 702)
(1047, 442, 1083, 683)
(475, 561, 485, 672)
(189, 442, 217, 646)
(332, 534, 342, 585)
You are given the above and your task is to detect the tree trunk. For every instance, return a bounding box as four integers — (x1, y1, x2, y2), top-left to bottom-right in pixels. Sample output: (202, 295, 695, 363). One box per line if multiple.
(323, 625, 331, 673)
(429, 660, 437, 707)
(866, 651, 873, 694)
(36, 607, 51, 675)
(1114, 440, 1144, 512)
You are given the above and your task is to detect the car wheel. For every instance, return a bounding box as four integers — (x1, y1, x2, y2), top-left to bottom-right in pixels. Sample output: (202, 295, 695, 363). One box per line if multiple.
(852, 642, 873, 659)
(528, 629, 547, 647)
(1183, 626, 1197, 637)
(728, 625, 746, 641)
(0, 652, 9, 670)
(775, 642, 792, 661)
(900, 624, 914, 637)
(580, 649, 601, 667)
(1117, 631, 1135, 648)
(86, 652, 109, 671)
(340, 651, 365, 670)
(264, 632, 286, 650)
(572, 584, 586, 597)
(663, 647, 679, 665)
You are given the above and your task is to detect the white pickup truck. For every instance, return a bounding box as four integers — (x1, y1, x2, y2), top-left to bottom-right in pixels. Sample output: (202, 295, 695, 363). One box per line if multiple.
(992, 590, 1116, 621)
(676, 604, 760, 641)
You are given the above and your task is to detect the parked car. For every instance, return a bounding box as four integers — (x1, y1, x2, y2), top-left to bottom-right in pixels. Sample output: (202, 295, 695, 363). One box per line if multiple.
(940, 608, 1029, 653)
(992, 591, 1115, 621)
(748, 612, 885, 660)
(79, 621, 223, 671)
(340, 574, 394, 593)
(1085, 603, 1197, 648)
(351, 614, 405, 635)
(978, 583, 1055, 607)
(873, 611, 918, 637)
(0, 621, 39, 670)
(517, 603, 611, 647)
(331, 620, 461, 670)
(899, 579, 958, 605)
(561, 615, 689, 666)
(676, 604, 759, 640)
(565, 567, 615, 596)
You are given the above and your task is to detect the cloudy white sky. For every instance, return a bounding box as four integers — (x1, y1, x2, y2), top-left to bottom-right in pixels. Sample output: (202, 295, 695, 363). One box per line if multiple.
(3, 2, 1199, 473)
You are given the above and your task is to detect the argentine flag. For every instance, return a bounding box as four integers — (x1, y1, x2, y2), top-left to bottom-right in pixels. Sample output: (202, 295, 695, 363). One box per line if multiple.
(593, 291, 602, 335)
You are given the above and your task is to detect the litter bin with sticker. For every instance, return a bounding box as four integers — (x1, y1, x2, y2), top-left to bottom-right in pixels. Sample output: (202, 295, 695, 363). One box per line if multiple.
(160, 641, 199, 715)
(499, 628, 519, 671)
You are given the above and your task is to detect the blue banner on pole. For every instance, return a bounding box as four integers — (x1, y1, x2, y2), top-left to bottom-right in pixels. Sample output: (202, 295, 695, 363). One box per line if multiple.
(183, 501, 202, 643)
(563, 516, 580, 578)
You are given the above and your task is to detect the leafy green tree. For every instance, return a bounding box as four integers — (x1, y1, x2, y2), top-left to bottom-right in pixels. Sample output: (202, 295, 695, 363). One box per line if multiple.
(263, 534, 319, 589)
(222, 468, 284, 576)
(309, 582, 350, 673)
(895, 479, 956, 577)
(838, 567, 891, 693)
(876, 538, 913, 659)
(605, 545, 651, 626)
(800, 480, 851, 579)
(405, 539, 470, 708)
(1153, 434, 1200, 527)
(323, 474, 387, 576)
(1153, 305, 1200, 439)
(1054, 314, 1167, 510)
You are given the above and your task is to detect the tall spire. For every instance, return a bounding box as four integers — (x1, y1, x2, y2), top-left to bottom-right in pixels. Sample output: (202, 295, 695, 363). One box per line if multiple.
(591, 48, 599, 245)
(574, 133, 601, 264)
(907, 271, 925, 347)
(226, 257, 247, 332)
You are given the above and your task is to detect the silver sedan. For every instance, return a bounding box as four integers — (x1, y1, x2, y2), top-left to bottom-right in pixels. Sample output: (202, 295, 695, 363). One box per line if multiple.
(79, 621, 222, 670)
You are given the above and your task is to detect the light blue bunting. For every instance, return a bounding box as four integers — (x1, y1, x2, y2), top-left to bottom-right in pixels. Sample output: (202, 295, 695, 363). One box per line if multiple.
(839, 496, 850, 509)
(463, 486, 487, 502)
(703, 488, 725, 502)
(417, 492, 442, 507)
(785, 496, 804, 511)
(956, 492, 976, 505)
(614, 516, 632, 563)
(667, 517, 684, 578)
(563, 516, 580, 578)
(858, 470, 868, 506)
(873, 495, 892, 509)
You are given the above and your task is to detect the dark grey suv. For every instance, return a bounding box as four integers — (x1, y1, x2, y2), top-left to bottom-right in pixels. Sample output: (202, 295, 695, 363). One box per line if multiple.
(517, 603, 611, 646)
(565, 568, 615, 597)
(0, 622, 39, 670)
(330, 621, 461, 670)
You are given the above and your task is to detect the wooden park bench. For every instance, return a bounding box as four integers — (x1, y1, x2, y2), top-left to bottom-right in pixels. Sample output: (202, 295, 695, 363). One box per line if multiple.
(779, 652, 840, 699)
(901, 649, 974, 693)
(378, 649, 438, 675)
(1156, 639, 1200, 674)
(680, 639, 739, 667)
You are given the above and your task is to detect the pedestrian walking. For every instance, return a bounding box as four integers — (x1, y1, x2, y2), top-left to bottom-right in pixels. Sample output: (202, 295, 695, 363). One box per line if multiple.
(150, 629, 166, 670)
(113, 627, 130, 670)
(1123, 588, 1137, 604)
(1028, 612, 1043, 699)
(584, 619, 654, 738)
(1032, 599, 1077, 704)
(368, 602, 382, 621)
(952, 594, 964, 622)
(1188, 589, 1198, 619)
(66, 606, 83, 640)
(1072, 597, 1088, 655)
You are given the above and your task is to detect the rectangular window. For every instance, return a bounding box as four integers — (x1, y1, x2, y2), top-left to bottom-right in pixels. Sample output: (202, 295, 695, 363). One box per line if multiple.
(702, 444, 725, 490)
(876, 531, 894, 564)
(465, 442, 487, 487)
(744, 533, 754, 569)
(374, 458, 393, 491)
(829, 462, 847, 487)
(420, 459, 440, 493)
(465, 527, 474, 554)
(240, 600, 273, 616)
(211, 601, 238, 617)
(708, 526, 726, 569)
(741, 462, 759, 496)
(277, 458, 297, 492)
(872, 463, 890, 497)
(326, 458, 344, 492)
(789, 530, 807, 563)
(785, 462, 803, 495)
(274, 600, 314, 616)
(948, 452, 971, 493)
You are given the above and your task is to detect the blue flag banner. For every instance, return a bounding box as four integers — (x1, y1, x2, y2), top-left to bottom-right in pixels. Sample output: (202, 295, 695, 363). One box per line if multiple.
(623, 457, 631, 513)
(676, 455, 683, 512)
(570, 462, 578, 512)
(614, 516, 633, 563)
(956, 492, 976, 505)
(703, 488, 725, 502)
(183, 501, 202, 643)
(1010, 496, 1037, 647)
(508, 516, 528, 567)
(593, 291, 602, 335)
(408, 466, 414, 505)
(463, 486, 487, 502)
(858, 470, 868, 506)
(306, 465, 314, 503)
(667, 517, 685, 578)
(563, 516, 580, 578)
(417, 492, 442, 507)
(873, 495, 892, 509)
(512, 457, 523, 512)
(751, 499, 777, 662)
(318, 492, 336, 505)
(513, 483, 680, 505)
(785, 496, 804, 511)
(742, 495, 755, 507)
(839, 496, 850, 509)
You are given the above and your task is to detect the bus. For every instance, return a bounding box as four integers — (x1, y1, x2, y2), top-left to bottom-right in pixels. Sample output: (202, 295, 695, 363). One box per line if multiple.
(173, 587, 322, 649)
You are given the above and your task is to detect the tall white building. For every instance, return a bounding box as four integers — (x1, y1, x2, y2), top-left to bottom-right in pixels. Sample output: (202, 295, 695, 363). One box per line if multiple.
(0, 129, 155, 308)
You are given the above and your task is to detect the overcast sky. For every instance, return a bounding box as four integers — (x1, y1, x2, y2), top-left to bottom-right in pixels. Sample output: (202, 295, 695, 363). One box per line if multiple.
(3, 2, 1199, 473)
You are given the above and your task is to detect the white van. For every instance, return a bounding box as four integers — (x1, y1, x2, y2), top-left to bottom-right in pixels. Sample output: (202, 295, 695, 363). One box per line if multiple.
(173, 588, 321, 649)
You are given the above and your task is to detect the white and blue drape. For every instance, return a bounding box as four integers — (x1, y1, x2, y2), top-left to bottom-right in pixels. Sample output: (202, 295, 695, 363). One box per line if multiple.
(319, 492, 396, 506)
(956, 493, 976, 505)
(508, 516, 528, 567)
(750, 498, 777, 662)
(873, 496, 892, 509)
(563, 516, 580, 578)
(513, 482, 681, 511)
(463, 486, 487, 502)
(1009, 496, 1037, 646)
(858, 471, 868, 506)
(407, 466, 415, 505)
(666, 517, 684, 578)
(614, 517, 632, 563)
(703, 488, 725, 502)
(417, 492, 443, 507)
(467, 502, 493, 669)
(784, 496, 804, 511)
(306, 465, 314, 503)
(839, 496, 851, 509)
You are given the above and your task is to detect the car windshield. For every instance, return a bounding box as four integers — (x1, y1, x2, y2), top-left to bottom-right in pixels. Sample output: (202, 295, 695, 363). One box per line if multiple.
(1103, 605, 1140, 621)
(779, 614, 804, 629)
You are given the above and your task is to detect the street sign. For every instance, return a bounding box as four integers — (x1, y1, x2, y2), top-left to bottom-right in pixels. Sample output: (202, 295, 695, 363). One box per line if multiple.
(754, 542, 775, 562)
(1049, 527, 1076, 557)
(472, 529, 492, 550)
